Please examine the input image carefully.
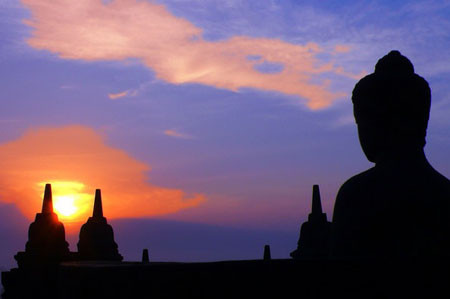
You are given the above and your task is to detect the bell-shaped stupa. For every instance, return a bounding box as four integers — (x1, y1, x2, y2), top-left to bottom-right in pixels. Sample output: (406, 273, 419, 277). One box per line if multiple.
(77, 189, 123, 261)
(15, 184, 70, 268)
(291, 185, 331, 258)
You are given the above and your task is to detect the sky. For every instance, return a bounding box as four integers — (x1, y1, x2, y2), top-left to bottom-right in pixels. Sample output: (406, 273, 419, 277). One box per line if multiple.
(0, 0, 450, 267)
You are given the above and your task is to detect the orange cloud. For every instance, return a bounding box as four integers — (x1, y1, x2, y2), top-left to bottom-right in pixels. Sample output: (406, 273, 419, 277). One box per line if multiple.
(0, 126, 205, 230)
(21, 0, 359, 109)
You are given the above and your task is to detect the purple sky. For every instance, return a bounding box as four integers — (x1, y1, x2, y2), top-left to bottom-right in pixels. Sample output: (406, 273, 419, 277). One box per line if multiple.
(0, 0, 449, 266)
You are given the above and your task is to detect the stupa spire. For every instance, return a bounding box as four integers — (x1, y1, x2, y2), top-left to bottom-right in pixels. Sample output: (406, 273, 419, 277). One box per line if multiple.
(311, 184, 323, 215)
(93, 189, 103, 218)
(263, 245, 271, 260)
(41, 183, 53, 214)
(142, 249, 149, 263)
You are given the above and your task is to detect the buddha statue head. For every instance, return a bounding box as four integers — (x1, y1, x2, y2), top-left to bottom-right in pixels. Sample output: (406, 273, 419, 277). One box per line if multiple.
(352, 50, 431, 163)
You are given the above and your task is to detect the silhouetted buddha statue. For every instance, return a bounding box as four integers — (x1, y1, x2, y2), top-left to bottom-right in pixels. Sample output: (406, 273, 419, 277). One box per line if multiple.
(330, 51, 450, 258)
(291, 185, 331, 258)
(77, 189, 123, 261)
(15, 184, 70, 267)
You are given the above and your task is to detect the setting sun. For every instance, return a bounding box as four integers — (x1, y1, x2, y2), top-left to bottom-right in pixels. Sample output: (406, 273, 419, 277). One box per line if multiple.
(38, 181, 91, 221)
(54, 195, 77, 217)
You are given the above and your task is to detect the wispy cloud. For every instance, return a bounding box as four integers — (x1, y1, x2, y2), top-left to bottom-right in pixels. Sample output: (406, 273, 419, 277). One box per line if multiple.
(60, 84, 76, 90)
(0, 126, 205, 228)
(164, 129, 193, 139)
(332, 114, 355, 128)
(108, 90, 129, 100)
(21, 0, 359, 109)
(334, 45, 351, 54)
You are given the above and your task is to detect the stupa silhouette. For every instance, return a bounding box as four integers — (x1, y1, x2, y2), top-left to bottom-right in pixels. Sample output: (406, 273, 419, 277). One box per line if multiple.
(291, 185, 331, 258)
(78, 189, 123, 261)
(14, 184, 70, 268)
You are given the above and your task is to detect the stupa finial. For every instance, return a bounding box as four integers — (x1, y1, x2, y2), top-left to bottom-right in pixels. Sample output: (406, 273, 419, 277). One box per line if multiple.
(263, 245, 271, 260)
(142, 249, 149, 263)
(311, 184, 323, 215)
(41, 183, 53, 214)
(93, 189, 103, 218)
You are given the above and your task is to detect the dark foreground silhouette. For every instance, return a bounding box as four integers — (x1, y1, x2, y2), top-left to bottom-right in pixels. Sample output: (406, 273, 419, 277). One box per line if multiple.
(2, 51, 450, 298)
(3, 183, 450, 298)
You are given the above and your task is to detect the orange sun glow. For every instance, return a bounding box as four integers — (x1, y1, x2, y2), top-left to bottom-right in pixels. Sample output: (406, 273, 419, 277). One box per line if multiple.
(0, 126, 205, 233)
(38, 181, 91, 221)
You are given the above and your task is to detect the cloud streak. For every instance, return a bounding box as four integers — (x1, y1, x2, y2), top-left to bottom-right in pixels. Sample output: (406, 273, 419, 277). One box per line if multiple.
(0, 126, 205, 229)
(164, 129, 193, 139)
(21, 0, 359, 109)
(108, 90, 129, 99)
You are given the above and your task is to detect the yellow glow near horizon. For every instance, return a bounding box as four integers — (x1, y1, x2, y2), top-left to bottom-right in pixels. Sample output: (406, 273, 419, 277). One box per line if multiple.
(38, 181, 91, 221)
